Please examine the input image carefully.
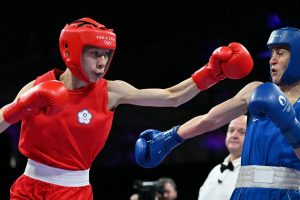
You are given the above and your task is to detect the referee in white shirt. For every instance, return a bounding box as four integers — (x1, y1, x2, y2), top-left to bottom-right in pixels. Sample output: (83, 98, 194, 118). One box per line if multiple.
(198, 115, 247, 200)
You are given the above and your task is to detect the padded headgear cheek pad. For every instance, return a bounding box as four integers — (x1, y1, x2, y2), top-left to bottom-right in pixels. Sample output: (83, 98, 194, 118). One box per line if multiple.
(59, 17, 116, 83)
(267, 27, 300, 85)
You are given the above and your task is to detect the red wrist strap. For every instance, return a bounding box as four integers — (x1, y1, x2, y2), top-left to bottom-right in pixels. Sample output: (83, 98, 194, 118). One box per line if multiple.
(3, 102, 22, 124)
(191, 66, 218, 90)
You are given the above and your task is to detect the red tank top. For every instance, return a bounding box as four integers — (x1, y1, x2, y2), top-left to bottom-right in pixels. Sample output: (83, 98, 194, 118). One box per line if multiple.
(19, 69, 114, 170)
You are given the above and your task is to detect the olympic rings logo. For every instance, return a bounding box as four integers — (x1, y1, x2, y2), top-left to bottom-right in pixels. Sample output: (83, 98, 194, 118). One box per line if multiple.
(104, 40, 112, 46)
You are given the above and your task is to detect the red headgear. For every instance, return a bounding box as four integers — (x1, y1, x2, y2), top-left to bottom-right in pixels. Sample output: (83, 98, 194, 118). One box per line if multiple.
(59, 17, 116, 82)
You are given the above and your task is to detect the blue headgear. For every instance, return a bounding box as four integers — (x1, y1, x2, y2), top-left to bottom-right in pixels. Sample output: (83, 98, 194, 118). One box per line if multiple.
(267, 27, 300, 85)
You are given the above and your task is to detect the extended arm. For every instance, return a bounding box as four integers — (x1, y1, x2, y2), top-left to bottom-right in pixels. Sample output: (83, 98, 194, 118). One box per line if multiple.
(134, 81, 262, 168)
(178, 82, 261, 138)
(109, 42, 253, 109)
(108, 78, 199, 109)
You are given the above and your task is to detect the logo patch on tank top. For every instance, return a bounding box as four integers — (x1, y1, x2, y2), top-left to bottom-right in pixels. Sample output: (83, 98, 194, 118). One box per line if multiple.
(78, 109, 92, 124)
(278, 95, 291, 113)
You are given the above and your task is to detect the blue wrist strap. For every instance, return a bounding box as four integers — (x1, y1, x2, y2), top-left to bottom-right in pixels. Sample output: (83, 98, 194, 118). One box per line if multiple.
(282, 118, 300, 149)
(163, 126, 184, 149)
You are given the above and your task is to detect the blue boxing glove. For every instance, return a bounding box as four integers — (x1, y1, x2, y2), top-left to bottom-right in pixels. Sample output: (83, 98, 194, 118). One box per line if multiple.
(249, 82, 300, 148)
(135, 126, 184, 168)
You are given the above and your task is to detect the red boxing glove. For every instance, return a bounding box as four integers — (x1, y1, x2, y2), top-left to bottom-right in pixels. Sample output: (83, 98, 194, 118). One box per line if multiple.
(192, 42, 253, 90)
(3, 80, 69, 124)
(222, 42, 253, 79)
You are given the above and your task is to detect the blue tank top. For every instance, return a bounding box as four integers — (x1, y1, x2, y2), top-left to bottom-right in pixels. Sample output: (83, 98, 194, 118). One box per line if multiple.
(241, 99, 300, 169)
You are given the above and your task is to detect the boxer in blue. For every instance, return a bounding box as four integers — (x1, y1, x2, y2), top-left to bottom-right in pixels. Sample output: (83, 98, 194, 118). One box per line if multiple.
(135, 27, 300, 199)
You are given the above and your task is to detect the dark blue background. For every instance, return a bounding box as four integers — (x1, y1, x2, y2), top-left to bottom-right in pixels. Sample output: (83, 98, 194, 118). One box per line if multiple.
(0, 1, 299, 199)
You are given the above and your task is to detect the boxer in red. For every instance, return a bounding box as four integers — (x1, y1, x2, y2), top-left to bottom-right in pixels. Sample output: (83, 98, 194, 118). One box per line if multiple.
(0, 17, 253, 199)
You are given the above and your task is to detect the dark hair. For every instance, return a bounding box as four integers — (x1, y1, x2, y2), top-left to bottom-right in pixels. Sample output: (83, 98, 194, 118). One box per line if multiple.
(132, 177, 177, 200)
(133, 180, 160, 200)
(157, 177, 177, 190)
